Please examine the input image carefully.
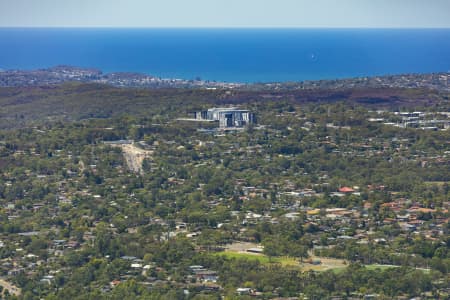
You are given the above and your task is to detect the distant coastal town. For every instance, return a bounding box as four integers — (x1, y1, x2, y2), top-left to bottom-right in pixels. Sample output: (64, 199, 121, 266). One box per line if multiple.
(0, 65, 448, 91)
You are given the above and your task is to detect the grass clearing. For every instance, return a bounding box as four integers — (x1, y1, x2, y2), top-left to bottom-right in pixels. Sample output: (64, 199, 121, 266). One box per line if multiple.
(331, 267, 347, 274)
(364, 264, 399, 271)
(213, 251, 299, 265)
(214, 251, 272, 264)
(213, 251, 347, 271)
(424, 181, 449, 186)
(213, 251, 430, 274)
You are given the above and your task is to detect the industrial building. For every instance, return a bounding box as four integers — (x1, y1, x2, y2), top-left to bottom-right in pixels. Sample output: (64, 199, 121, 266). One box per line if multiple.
(194, 107, 256, 128)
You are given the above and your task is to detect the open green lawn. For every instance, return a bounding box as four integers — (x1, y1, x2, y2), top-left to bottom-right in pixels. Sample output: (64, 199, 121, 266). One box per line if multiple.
(213, 251, 342, 270)
(213, 251, 298, 265)
(364, 264, 399, 271)
(331, 264, 397, 274)
(214, 251, 425, 274)
(424, 181, 449, 186)
(331, 267, 347, 274)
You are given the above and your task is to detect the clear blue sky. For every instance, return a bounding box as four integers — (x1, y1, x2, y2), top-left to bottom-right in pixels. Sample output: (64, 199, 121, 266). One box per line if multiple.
(0, 0, 449, 28)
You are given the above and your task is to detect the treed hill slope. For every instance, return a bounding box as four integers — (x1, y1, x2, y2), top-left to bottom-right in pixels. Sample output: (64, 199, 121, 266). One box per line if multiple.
(0, 82, 447, 129)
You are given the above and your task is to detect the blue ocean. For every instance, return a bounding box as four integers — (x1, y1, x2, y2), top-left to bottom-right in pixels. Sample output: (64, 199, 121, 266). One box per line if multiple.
(0, 28, 449, 83)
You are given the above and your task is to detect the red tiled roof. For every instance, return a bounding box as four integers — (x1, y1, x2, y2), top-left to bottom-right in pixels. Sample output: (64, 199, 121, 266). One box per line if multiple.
(339, 187, 354, 193)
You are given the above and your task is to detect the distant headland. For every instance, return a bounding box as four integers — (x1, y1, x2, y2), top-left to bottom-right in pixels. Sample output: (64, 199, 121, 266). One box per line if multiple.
(0, 66, 448, 92)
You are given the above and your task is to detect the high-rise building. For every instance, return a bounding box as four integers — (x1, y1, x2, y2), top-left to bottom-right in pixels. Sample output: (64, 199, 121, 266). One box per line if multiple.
(194, 107, 255, 128)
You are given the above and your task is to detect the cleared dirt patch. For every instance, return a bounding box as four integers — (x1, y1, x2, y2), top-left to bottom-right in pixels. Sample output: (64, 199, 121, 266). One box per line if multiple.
(300, 255, 348, 271)
(0, 278, 21, 297)
(120, 144, 153, 174)
(106, 141, 153, 174)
